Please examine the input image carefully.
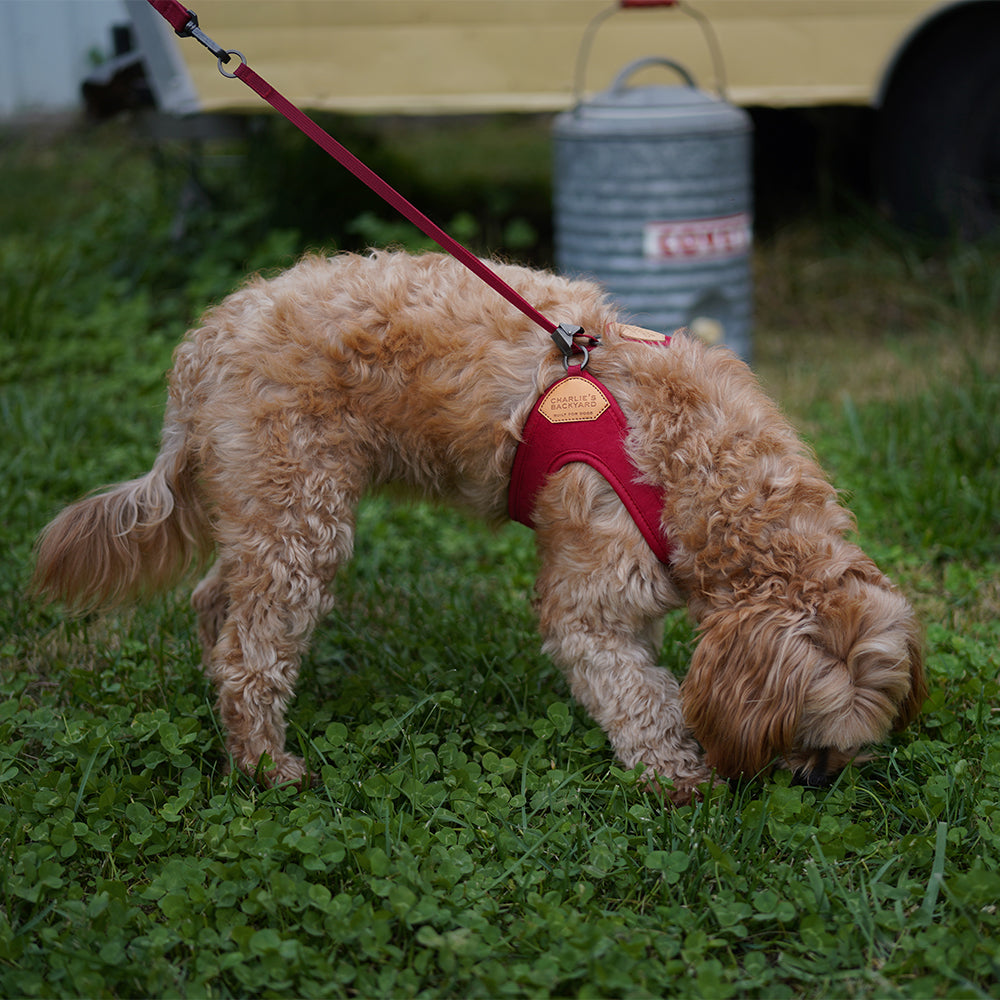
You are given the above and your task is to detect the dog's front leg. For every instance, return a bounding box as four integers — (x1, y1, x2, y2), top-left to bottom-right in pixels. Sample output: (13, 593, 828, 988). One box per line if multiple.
(538, 610, 711, 804)
(532, 472, 711, 805)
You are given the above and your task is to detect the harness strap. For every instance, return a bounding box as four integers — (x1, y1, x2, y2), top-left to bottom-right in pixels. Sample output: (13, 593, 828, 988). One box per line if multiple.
(509, 364, 672, 563)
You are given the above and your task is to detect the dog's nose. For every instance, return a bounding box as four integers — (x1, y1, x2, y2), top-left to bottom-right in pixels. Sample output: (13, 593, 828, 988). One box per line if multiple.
(792, 748, 833, 788)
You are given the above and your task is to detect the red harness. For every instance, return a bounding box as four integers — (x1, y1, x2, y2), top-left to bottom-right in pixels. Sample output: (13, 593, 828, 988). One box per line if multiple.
(508, 327, 673, 563)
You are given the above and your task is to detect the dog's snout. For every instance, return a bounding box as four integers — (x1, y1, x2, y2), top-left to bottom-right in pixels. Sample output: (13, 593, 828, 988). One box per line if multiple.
(792, 748, 833, 788)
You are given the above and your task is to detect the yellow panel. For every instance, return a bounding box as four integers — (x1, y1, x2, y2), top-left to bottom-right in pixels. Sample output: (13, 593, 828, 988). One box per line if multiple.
(166, 0, 943, 114)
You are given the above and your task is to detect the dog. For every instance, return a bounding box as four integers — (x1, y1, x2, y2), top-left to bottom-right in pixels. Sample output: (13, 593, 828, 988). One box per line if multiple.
(32, 251, 925, 804)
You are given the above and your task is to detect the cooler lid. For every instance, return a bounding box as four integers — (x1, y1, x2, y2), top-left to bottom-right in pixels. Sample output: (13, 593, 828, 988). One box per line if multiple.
(556, 57, 751, 138)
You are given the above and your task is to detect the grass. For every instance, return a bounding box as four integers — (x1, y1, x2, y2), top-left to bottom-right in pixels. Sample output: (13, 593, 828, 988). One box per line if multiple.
(1, 117, 999, 998)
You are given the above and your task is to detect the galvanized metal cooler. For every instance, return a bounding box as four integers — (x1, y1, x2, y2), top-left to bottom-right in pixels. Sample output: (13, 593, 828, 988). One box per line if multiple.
(553, 57, 754, 361)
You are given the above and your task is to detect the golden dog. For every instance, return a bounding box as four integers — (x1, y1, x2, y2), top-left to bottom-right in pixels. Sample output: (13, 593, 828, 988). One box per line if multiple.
(33, 251, 925, 803)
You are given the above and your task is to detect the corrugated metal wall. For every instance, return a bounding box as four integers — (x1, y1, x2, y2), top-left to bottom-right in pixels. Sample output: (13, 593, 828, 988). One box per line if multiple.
(0, 0, 129, 117)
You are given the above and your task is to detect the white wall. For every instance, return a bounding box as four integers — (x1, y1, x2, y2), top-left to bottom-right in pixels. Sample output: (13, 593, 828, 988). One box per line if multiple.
(0, 0, 129, 117)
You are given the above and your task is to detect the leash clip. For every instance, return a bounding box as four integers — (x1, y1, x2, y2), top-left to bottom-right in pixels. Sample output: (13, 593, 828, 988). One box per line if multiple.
(551, 323, 601, 368)
(551, 323, 584, 358)
(176, 8, 231, 63)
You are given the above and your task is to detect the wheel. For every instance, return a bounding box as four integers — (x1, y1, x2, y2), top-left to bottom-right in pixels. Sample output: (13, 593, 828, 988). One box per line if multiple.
(876, 6, 1000, 239)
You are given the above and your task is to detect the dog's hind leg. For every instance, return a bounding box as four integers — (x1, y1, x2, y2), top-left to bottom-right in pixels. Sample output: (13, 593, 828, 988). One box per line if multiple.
(202, 457, 361, 787)
(192, 562, 230, 664)
(532, 469, 712, 805)
(208, 564, 335, 786)
(206, 522, 351, 785)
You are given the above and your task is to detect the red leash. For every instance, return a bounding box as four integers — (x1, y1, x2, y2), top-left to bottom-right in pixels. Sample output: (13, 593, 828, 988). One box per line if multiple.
(148, 0, 674, 563)
(145, 0, 588, 357)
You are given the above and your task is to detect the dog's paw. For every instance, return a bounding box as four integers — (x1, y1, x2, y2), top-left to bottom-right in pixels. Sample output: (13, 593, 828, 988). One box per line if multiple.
(261, 751, 315, 790)
(226, 747, 315, 790)
(641, 767, 723, 806)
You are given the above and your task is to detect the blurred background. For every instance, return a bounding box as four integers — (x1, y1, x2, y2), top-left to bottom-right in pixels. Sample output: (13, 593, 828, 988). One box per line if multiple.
(2, 6, 999, 997)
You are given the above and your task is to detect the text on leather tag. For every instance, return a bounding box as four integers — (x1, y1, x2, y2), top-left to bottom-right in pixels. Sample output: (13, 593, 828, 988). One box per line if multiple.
(537, 377, 611, 423)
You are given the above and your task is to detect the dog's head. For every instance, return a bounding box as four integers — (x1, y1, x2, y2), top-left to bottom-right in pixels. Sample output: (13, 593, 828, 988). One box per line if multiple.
(681, 575, 925, 787)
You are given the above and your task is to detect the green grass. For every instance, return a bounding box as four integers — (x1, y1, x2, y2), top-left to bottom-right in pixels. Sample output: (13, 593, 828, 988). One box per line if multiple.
(1, 120, 999, 998)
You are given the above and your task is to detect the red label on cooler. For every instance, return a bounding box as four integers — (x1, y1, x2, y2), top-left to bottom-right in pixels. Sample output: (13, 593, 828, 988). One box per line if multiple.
(643, 213, 751, 260)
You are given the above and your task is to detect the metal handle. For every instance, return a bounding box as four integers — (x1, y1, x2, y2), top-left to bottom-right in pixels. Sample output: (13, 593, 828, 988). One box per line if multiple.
(571, 0, 727, 106)
(609, 56, 697, 92)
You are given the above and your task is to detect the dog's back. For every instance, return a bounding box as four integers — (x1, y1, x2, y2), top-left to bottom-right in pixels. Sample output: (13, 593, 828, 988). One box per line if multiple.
(167, 251, 619, 520)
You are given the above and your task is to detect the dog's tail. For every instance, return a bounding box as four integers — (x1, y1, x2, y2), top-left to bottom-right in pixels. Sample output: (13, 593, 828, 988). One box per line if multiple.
(32, 404, 211, 612)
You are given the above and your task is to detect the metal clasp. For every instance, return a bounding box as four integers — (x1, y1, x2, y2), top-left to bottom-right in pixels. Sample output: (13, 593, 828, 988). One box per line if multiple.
(176, 9, 231, 64)
(551, 323, 584, 358)
(551, 323, 600, 369)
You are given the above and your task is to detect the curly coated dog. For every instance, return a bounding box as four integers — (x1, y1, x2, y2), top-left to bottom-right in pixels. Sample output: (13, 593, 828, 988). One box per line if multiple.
(33, 251, 925, 803)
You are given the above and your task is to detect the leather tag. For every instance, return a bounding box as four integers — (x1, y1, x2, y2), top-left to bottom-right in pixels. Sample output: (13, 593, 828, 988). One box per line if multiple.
(537, 376, 611, 423)
(615, 323, 670, 345)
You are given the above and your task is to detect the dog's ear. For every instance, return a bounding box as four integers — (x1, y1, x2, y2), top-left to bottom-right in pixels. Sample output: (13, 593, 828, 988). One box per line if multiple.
(683, 579, 925, 782)
(808, 580, 926, 743)
(895, 623, 927, 730)
(681, 606, 809, 778)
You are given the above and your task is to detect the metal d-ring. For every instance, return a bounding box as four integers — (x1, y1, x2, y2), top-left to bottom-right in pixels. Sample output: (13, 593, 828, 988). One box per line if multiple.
(218, 50, 247, 79)
(563, 346, 590, 371)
